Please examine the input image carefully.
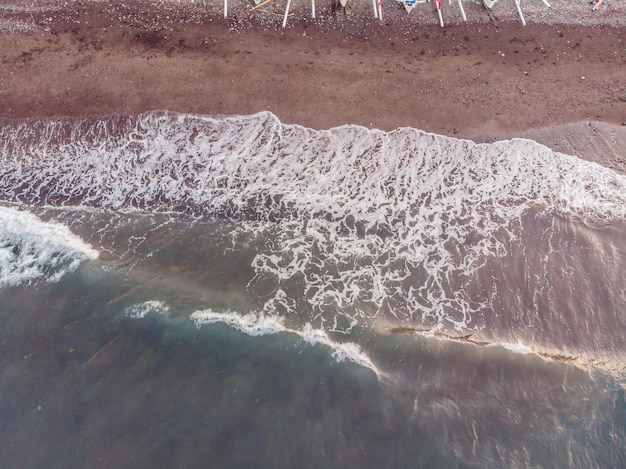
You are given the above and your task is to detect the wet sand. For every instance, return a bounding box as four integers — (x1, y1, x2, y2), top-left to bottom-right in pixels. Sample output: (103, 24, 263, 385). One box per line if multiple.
(1, 0, 625, 166)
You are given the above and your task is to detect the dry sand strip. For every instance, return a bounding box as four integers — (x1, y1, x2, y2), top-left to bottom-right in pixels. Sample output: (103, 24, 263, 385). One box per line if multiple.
(0, 0, 625, 165)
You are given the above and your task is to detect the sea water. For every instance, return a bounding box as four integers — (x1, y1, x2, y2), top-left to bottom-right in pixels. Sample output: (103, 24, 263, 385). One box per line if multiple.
(0, 111, 624, 467)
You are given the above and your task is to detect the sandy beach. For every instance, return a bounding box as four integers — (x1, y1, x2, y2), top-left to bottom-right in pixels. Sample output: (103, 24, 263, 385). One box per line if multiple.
(2, 4, 626, 468)
(1, 0, 625, 167)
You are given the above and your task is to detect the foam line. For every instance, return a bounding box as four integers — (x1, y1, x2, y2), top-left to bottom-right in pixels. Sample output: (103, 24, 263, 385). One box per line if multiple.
(191, 308, 381, 376)
(386, 325, 626, 377)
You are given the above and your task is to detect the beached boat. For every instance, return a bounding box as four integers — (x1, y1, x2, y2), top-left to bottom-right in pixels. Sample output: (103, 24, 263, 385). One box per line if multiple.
(398, 0, 417, 13)
(483, 0, 498, 9)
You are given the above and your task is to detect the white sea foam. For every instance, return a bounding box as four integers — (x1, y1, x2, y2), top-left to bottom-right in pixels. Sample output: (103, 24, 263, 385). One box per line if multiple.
(2, 112, 624, 221)
(191, 309, 287, 336)
(124, 300, 170, 319)
(1, 111, 625, 344)
(0, 205, 98, 287)
(490, 341, 536, 356)
(191, 308, 380, 375)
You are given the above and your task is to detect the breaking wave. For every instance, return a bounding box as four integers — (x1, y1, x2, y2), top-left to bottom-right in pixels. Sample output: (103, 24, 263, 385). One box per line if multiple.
(0, 205, 98, 287)
(190, 308, 381, 376)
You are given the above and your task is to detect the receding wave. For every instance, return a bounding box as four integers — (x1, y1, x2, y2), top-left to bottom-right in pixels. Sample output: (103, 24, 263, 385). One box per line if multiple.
(1, 111, 625, 220)
(1, 111, 625, 377)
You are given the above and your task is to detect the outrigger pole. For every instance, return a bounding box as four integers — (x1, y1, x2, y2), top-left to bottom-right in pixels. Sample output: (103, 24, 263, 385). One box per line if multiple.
(515, 0, 526, 25)
(457, 0, 467, 21)
(282, 0, 292, 27)
(436, 0, 443, 27)
(515, 0, 552, 26)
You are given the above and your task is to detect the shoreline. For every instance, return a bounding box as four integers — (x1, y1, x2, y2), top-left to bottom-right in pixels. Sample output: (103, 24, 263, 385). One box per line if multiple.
(1, 0, 625, 166)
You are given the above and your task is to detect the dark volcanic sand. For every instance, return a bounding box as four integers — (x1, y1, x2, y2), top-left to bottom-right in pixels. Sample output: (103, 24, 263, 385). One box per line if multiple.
(1, 0, 625, 165)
